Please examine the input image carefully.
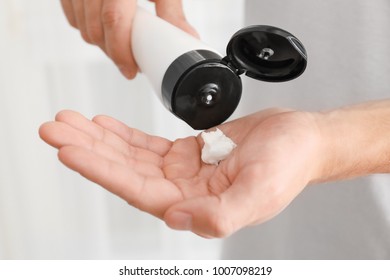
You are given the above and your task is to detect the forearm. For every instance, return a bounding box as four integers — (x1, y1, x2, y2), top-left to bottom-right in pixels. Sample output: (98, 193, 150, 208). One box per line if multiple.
(314, 99, 390, 183)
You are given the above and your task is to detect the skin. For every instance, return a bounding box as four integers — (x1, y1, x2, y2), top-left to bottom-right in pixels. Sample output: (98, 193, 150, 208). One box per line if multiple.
(39, 100, 390, 238)
(60, 0, 198, 79)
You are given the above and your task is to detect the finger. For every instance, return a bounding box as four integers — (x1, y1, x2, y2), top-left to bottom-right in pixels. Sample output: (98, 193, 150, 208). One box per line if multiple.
(101, 0, 138, 79)
(53, 110, 164, 166)
(39, 121, 164, 177)
(154, 0, 199, 38)
(55, 110, 130, 153)
(164, 165, 272, 238)
(71, 0, 92, 43)
(61, 0, 78, 28)
(93, 115, 172, 157)
(58, 146, 182, 217)
(39, 121, 91, 149)
(83, 0, 105, 48)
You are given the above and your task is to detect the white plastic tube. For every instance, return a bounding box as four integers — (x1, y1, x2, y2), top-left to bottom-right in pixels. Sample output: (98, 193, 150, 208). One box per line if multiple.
(131, 7, 220, 101)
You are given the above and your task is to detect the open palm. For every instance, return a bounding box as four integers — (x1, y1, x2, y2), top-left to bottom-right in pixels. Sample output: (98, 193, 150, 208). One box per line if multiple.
(39, 109, 322, 238)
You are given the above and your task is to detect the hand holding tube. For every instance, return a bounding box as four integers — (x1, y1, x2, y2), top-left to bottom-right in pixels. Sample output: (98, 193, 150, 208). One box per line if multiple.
(60, 0, 198, 79)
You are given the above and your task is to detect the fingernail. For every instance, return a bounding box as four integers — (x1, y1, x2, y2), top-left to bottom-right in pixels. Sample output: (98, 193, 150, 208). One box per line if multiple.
(167, 212, 192, 231)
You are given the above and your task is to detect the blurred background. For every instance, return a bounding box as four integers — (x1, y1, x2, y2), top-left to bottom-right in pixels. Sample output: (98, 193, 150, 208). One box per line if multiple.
(0, 0, 244, 259)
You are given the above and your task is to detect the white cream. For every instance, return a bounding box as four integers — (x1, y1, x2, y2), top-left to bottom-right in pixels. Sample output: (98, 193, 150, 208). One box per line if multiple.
(201, 128, 237, 165)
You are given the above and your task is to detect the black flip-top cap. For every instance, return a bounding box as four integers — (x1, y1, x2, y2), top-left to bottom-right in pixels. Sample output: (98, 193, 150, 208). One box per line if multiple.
(226, 25, 307, 82)
(161, 26, 307, 130)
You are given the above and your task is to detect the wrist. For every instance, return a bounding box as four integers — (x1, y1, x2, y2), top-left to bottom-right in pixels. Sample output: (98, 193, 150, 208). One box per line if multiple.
(313, 100, 390, 184)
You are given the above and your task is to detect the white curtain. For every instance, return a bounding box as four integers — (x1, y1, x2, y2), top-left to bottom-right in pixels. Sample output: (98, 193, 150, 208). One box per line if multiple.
(0, 0, 244, 259)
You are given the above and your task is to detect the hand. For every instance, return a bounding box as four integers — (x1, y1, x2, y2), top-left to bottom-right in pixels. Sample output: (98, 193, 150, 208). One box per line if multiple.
(39, 109, 325, 238)
(61, 0, 198, 79)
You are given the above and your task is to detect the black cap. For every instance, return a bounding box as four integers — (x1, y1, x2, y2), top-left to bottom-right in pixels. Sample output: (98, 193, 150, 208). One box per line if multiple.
(161, 26, 307, 130)
(162, 50, 242, 130)
(226, 25, 307, 82)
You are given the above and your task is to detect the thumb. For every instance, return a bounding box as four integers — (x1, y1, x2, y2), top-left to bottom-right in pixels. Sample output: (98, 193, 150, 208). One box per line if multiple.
(163, 196, 236, 238)
(154, 0, 200, 38)
(164, 179, 262, 238)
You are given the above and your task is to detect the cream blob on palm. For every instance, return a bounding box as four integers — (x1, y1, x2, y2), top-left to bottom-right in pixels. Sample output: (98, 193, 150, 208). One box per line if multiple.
(201, 128, 237, 165)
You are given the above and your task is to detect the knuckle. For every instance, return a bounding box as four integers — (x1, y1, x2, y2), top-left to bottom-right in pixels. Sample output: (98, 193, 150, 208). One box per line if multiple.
(87, 25, 104, 44)
(101, 7, 123, 27)
(80, 30, 93, 44)
(68, 19, 78, 29)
